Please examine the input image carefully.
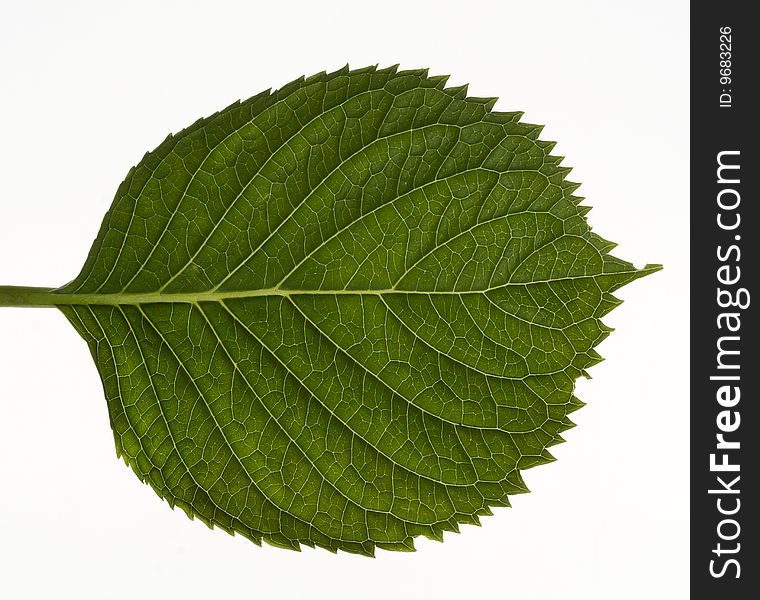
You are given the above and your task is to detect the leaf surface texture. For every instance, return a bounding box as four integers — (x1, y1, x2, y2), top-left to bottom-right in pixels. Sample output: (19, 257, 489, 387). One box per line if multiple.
(54, 66, 659, 555)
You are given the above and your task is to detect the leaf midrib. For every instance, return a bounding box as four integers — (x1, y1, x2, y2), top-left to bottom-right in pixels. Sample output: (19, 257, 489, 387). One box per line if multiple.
(0, 267, 656, 308)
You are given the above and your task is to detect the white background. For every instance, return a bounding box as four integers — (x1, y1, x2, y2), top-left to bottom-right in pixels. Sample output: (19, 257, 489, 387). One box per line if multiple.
(0, 1, 688, 598)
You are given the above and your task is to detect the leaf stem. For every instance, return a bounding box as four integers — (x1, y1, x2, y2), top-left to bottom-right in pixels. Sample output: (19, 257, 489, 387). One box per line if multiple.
(0, 286, 59, 308)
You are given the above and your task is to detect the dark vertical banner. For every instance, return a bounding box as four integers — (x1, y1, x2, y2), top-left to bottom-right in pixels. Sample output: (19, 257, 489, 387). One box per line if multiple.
(692, 2, 757, 597)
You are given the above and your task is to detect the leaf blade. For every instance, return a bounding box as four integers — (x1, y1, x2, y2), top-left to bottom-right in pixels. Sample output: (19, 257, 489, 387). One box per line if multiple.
(53, 66, 660, 554)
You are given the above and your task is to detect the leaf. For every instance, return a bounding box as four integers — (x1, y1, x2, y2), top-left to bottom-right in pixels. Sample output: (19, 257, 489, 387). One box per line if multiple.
(0, 65, 660, 555)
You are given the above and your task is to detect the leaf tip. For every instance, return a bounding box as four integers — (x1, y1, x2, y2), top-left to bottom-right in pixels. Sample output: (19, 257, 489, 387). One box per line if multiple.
(641, 263, 664, 276)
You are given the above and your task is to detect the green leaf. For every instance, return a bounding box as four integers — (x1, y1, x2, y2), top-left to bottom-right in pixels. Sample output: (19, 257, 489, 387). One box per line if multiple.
(0, 65, 660, 555)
